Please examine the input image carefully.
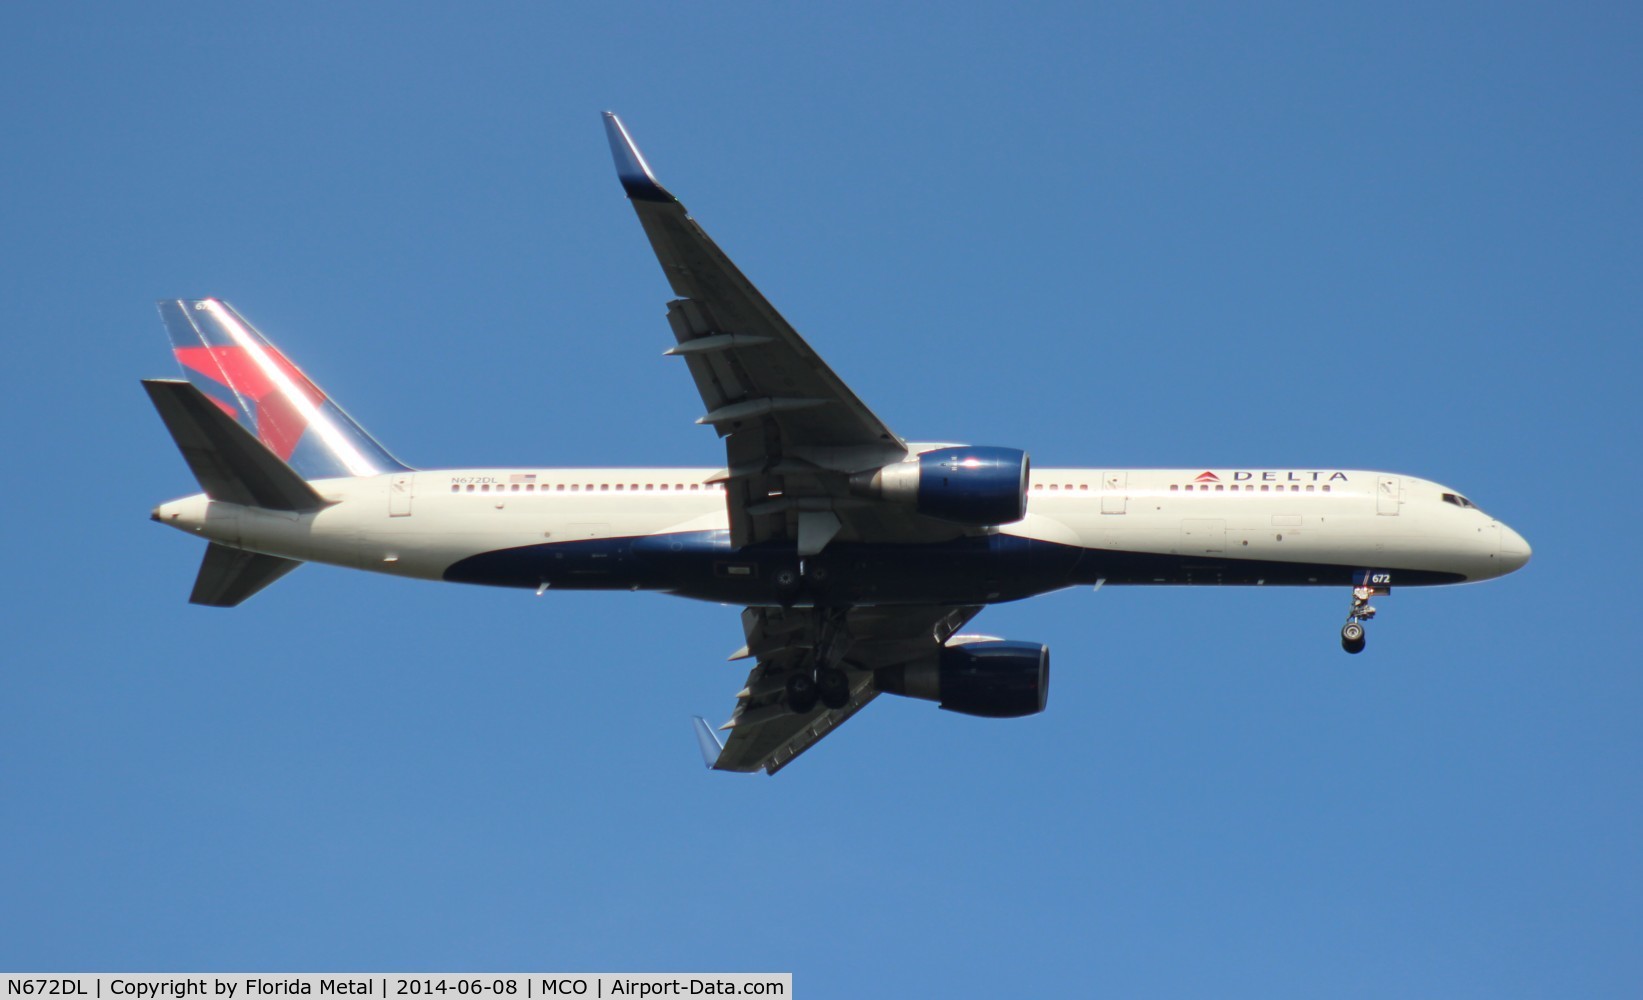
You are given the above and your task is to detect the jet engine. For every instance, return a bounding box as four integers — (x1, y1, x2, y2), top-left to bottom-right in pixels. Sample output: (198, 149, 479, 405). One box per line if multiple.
(850, 446, 1030, 526)
(876, 639, 1049, 718)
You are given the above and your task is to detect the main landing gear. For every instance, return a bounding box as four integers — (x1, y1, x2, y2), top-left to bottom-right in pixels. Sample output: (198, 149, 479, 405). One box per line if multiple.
(784, 608, 853, 714)
(784, 671, 819, 713)
(1340, 585, 1378, 654)
(785, 664, 852, 713)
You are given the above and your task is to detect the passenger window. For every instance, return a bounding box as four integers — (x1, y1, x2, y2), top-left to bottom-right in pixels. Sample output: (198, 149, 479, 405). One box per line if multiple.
(1170, 484, 1179, 492)
(1215, 484, 1224, 492)
(450, 484, 459, 493)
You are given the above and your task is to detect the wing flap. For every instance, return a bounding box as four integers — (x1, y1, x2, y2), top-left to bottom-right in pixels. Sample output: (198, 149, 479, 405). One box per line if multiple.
(707, 604, 983, 775)
(715, 676, 879, 775)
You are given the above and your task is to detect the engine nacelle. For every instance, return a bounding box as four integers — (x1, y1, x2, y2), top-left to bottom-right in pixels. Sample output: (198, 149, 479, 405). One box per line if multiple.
(850, 446, 1030, 526)
(876, 639, 1050, 718)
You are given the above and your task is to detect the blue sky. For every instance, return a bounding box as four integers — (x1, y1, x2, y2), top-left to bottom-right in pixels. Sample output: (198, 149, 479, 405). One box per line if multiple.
(2, 3, 1638, 995)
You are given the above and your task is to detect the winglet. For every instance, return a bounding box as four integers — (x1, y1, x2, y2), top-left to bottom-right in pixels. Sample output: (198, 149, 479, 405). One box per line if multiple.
(602, 111, 675, 203)
(692, 715, 725, 769)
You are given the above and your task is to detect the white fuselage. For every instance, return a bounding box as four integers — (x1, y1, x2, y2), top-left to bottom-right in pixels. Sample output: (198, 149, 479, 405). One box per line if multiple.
(155, 466, 1531, 605)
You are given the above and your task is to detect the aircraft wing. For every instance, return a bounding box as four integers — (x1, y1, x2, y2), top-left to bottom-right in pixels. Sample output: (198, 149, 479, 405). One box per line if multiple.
(706, 604, 982, 774)
(605, 112, 961, 553)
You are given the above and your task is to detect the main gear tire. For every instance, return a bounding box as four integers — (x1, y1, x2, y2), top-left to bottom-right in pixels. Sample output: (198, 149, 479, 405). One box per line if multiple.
(785, 672, 819, 714)
(817, 667, 850, 710)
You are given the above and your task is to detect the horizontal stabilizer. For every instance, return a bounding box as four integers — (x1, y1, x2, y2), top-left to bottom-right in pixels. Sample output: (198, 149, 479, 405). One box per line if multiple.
(190, 542, 302, 607)
(143, 379, 330, 513)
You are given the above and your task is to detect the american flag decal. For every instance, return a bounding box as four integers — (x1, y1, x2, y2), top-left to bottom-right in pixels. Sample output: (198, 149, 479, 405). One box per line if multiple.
(510, 473, 538, 484)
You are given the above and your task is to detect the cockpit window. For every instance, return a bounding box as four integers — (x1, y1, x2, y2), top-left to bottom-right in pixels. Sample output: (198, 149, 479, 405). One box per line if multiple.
(1442, 493, 1479, 510)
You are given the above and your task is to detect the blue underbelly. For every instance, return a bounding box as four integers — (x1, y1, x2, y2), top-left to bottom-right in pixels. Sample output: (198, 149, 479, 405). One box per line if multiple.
(444, 530, 1082, 604)
(440, 529, 1464, 604)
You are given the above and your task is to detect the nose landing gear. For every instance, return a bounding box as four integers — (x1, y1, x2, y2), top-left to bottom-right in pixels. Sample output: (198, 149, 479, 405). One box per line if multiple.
(1340, 585, 1378, 654)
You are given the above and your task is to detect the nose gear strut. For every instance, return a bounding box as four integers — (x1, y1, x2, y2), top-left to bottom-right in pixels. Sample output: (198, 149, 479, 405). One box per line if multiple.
(1341, 585, 1378, 654)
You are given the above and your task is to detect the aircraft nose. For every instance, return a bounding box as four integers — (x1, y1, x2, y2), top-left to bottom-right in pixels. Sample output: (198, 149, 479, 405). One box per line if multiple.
(1498, 522, 1532, 572)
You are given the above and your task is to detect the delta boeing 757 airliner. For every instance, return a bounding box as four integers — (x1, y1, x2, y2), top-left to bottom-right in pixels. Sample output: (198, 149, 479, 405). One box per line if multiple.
(144, 113, 1531, 774)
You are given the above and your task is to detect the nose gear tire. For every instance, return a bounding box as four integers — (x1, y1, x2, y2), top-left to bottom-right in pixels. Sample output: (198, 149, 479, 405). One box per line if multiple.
(1341, 621, 1366, 654)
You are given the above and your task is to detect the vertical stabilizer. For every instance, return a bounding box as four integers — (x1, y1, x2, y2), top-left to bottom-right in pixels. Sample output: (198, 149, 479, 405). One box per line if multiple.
(156, 299, 408, 481)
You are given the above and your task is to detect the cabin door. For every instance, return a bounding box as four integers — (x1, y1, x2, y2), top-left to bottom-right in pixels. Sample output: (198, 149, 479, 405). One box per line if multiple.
(1376, 476, 1400, 516)
(389, 473, 414, 516)
(1102, 471, 1127, 514)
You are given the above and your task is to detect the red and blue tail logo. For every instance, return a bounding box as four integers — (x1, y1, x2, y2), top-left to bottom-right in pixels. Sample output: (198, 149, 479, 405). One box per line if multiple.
(157, 299, 408, 480)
